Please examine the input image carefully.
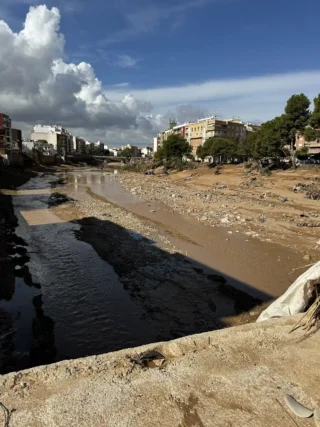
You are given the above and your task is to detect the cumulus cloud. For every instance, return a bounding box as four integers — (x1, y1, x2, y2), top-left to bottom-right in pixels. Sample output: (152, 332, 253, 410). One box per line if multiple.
(0, 5, 160, 146)
(3, 5, 320, 147)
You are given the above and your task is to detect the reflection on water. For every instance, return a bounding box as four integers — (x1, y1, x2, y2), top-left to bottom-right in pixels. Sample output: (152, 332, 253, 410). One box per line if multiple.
(3, 174, 156, 369)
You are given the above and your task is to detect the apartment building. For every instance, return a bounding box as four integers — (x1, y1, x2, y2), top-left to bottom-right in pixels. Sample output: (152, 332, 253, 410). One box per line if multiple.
(296, 132, 320, 154)
(0, 113, 12, 153)
(74, 137, 86, 154)
(206, 118, 246, 140)
(186, 117, 249, 156)
(141, 147, 153, 158)
(186, 117, 212, 156)
(11, 129, 22, 151)
(31, 124, 73, 155)
(172, 123, 187, 138)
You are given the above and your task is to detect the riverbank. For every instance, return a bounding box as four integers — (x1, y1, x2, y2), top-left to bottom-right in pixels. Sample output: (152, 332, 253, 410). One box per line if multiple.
(119, 165, 320, 258)
(0, 315, 318, 427)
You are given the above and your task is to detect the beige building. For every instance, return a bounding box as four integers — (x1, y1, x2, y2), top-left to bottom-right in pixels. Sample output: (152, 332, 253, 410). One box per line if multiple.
(186, 117, 251, 157)
(296, 132, 320, 154)
(185, 118, 209, 156)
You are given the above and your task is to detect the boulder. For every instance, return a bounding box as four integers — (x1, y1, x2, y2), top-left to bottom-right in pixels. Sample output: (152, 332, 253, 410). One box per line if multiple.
(153, 166, 167, 176)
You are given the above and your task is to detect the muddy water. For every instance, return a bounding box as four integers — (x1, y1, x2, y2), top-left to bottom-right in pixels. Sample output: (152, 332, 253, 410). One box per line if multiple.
(76, 171, 302, 299)
(0, 171, 303, 372)
(2, 174, 157, 370)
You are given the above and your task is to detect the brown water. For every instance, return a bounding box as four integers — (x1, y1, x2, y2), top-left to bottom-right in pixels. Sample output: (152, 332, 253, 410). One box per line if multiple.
(0, 171, 302, 373)
(73, 171, 302, 299)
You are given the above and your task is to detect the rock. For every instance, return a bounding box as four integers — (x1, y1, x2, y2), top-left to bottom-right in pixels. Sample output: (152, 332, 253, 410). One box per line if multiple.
(149, 210, 156, 213)
(280, 197, 288, 203)
(220, 216, 230, 225)
(154, 166, 166, 175)
(200, 216, 208, 221)
(303, 254, 311, 261)
(258, 215, 266, 223)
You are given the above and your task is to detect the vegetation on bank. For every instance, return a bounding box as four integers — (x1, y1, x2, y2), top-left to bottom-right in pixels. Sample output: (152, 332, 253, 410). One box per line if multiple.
(154, 134, 192, 160)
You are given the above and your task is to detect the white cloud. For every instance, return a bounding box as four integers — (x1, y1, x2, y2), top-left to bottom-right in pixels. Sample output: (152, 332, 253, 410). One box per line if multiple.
(109, 71, 320, 105)
(105, 71, 320, 124)
(0, 5, 160, 146)
(113, 54, 139, 68)
(2, 5, 320, 147)
(113, 82, 130, 87)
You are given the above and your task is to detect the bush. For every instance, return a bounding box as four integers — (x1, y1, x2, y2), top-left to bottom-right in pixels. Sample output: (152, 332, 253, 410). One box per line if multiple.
(260, 167, 272, 176)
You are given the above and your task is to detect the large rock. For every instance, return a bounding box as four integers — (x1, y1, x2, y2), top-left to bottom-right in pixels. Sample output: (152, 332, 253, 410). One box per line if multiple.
(153, 166, 167, 175)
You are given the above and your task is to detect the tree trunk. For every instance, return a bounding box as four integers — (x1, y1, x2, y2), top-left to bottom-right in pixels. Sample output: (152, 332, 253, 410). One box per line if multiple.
(291, 137, 296, 169)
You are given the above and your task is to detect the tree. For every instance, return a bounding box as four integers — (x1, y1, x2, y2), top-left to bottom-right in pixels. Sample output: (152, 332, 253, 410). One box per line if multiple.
(296, 147, 308, 159)
(159, 134, 192, 159)
(196, 145, 205, 159)
(303, 127, 320, 142)
(309, 94, 320, 128)
(285, 94, 310, 129)
(197, 137, 238, 161)
(285, 94, 310, 164)
(210, 138, 238, 160)
(196, 138, 215, 159)
(122, 146, 134, 160)
(256, 115, 292, 157)
(154, 147, 165, 160)
(237, 131, 259, 159)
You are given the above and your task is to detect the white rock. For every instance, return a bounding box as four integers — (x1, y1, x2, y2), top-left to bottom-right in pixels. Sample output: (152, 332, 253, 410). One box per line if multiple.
(220, 216, 230, 224)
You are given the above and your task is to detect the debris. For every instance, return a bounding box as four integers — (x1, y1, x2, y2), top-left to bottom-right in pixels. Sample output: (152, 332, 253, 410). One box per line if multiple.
(184, 173, 200, 181)
(297, 222, 320, 227)
(258, 215, 266, 223)
(139, 350, 166, 368)
(284, 394, 313, 418)
(292, 183, 307, 193)
(280, 197, 288, 203)
(220, 216, 230, 225)
(306, 192, 320, 200)
(200, 216, 208, 221)
(257, 261, 320, 322)
(303, 254, 311, 261)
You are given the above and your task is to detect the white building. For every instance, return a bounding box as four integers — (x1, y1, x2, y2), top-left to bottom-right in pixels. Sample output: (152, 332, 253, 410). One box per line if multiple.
(31, 124, 73, 154)
(153, 137, 159, 153)
(109, 148, 123, 157)
(141, 147, 153, 158)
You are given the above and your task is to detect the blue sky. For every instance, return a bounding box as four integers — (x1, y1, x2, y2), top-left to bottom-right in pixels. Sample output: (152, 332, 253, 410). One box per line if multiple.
(5, 0, 320, 87)
(1, 0, 320, 145)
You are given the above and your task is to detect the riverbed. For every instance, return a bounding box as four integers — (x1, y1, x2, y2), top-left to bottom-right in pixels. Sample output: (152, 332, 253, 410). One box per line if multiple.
(0, 170, 304, 372)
